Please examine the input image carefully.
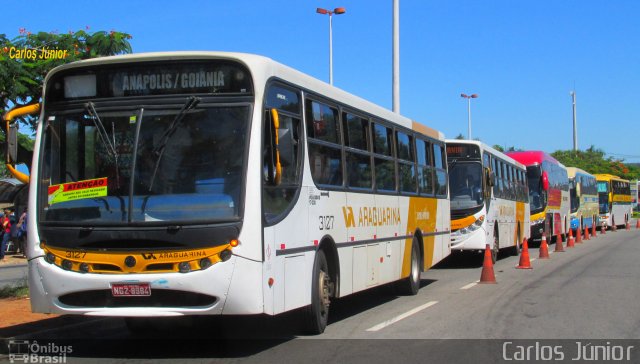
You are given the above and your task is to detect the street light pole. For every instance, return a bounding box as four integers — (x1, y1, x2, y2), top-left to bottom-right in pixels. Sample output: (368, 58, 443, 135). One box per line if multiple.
(460, 93, 478, 139)
(570, 90, 578, 151)
(392, 0, 400, 114)
(316, 7, 346, 85)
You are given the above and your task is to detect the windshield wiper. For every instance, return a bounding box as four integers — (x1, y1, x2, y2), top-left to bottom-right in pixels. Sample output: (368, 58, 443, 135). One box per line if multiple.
(149, 96, 200, 191)
(86, 102, 120, 187)
(86, 102, 117, 158)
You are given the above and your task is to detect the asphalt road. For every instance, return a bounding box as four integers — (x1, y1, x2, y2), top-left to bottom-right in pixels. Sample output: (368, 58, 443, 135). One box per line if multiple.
(2, 228, 639, 363)
(0, 263, 28, 289)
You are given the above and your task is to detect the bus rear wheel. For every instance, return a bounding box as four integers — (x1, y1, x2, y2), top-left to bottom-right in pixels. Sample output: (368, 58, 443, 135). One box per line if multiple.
(303, 250, 331, 335)
(491, 227, 499, 264)
(512, 224, 522, 256)
(397, 237, 421, 296)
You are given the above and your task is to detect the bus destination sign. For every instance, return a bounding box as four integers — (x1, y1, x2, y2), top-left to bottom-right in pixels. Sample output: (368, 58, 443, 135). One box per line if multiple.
(46, 61, 253, 102)
(446, 144, 480, 159)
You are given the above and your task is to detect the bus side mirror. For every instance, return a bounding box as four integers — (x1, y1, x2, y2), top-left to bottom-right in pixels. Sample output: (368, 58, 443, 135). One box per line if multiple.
(3, 103, 40, 184)
(264, 109, 282, 186)
(486, 168, 495, 187)
(8, 123, 18, 163)
(542, 171, 549, 191)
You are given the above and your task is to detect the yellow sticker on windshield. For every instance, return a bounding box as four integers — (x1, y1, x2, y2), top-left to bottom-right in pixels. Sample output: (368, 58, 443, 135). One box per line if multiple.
(48, 178, 108, 205)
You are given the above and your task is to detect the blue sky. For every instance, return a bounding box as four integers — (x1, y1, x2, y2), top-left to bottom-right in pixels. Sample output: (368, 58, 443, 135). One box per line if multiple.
(4, 1, 640, 161)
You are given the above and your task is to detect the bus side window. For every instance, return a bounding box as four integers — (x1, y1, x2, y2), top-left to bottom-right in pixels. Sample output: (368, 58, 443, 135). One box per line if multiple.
(416, 139, 434, 196)
(344, 112, 372, 189)
(372, 122, 396, 192)
(262, 84, 303, 224)
(433, 143, 447, 197)
(305, 99, 343, 187)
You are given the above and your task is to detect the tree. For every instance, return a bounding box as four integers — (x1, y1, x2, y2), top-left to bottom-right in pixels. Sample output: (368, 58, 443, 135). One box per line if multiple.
(1, 27, 133, 130)
(0, 27, 133, 177)
(551, 146, 640, 180)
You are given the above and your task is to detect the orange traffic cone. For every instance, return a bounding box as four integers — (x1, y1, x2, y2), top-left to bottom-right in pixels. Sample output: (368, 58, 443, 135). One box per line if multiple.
(592, 223, 597, 238)
(479, 244, 497, 284)
(567, 229, 575, 248)
(539, 233, 550, 259)
(601, 222, 606, 235)
(612, 216, 617, 232)
(584, 225, 590, 240)
(516, 238, 533, 269)
(555, 232, 565, 252)
(636, 219, 640, 229)
(626, 221, 630, 230)
(576, 226, 582, 243)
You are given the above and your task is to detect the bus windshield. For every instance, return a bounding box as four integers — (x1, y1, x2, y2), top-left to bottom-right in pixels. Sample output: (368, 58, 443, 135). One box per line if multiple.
(598, 181, 609, 213)
(570, 178, 579, 213)
(449, 161, 483, 210)
(526, 165, 544, 214)
(40, 104, 250, 225)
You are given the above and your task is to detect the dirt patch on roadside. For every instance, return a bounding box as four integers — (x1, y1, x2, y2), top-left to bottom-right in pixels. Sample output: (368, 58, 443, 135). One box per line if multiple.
(0, 298, 58, 329)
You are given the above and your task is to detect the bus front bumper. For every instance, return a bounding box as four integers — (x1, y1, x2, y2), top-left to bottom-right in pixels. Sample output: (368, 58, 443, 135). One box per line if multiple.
(450, 226, 488, 251)
(28, 254, 263, 317)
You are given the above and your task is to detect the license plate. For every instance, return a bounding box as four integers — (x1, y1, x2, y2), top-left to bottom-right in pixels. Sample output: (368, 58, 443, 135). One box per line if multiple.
(111, 283, 151, 297)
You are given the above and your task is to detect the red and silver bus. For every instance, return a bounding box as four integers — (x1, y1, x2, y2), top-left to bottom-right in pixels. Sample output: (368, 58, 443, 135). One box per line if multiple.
(506, 151, 570, 241)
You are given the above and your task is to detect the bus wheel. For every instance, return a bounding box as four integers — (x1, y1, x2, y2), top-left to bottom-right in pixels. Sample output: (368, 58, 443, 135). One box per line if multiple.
(513, 224, 522, 256)
(303, 250, 331, 335)
(491, 227, 499, 264)
(397, 237, 421, 296)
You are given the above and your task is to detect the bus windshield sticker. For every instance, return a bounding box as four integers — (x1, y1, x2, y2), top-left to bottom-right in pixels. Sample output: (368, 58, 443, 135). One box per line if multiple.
(48, 177, 108, 205)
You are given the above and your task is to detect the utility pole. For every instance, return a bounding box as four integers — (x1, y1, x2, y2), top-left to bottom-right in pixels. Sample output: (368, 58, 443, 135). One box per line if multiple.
(392, 0, 400, 113)
(570, 90, 577, 151)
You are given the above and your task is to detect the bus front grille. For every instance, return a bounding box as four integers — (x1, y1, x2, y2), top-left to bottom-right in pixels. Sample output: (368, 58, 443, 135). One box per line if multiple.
(58, 290, 217, 308)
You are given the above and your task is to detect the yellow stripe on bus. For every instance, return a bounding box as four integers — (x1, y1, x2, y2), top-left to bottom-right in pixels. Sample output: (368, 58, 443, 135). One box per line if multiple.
(43, 244, 232, 274)
(403, 196, 438, 277)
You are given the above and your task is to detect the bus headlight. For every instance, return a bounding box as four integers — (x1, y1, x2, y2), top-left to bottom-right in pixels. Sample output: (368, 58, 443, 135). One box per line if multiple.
(219, 249, 232, 262)
(45, 253, 56, 264)
(199, 258, 212, 270)
(62, 260, 73, 270)
(178, 262, 191, 273)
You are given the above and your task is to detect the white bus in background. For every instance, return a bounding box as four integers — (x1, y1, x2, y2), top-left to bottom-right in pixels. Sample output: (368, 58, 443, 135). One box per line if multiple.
(14, 52, 452, 335)
(446, 140, 530, 263)
(595, 174, 633, 229)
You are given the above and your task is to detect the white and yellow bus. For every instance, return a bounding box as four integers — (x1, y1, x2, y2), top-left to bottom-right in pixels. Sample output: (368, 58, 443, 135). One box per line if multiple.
(446, 141, 530, 263)
(595, 174, 633, 229)
(12, 52, 451, 334)
(567, 167, 598, 233)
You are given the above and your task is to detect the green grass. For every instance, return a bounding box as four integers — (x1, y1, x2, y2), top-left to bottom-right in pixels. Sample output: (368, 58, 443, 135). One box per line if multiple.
(0, 283, 29, 299)
(633, 212, 640, 219)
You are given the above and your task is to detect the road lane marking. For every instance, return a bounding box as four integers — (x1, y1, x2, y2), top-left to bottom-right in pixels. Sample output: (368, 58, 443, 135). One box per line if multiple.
(366, 301, 438, 332)
(460, 281, 478, 290)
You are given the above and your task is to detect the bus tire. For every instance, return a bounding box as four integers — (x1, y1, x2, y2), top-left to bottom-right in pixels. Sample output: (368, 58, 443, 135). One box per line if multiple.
(492, 227, 499, 264)
(512, 224, 522, 256)
(397, 237, 421, 296)
(303, 250, 331, 335)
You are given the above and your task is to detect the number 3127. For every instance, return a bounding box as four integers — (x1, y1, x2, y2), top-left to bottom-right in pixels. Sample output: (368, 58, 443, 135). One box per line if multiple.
(319, 216, 334, 230)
